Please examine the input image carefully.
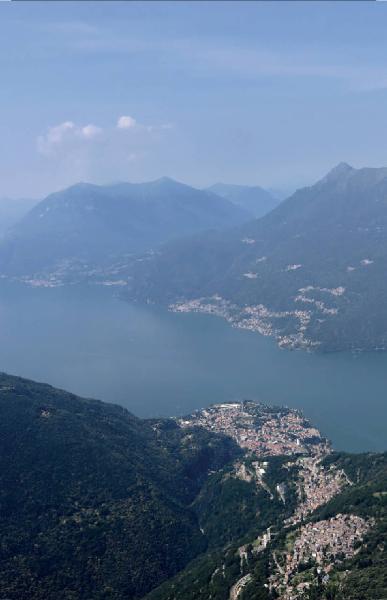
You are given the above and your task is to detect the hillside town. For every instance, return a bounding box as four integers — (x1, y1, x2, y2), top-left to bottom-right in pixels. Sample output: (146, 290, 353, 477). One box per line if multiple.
(178, 400, 329, 457)
(179, 400, 371, 600)
(270, 514, 372, 599)
(285, 456, 352, 525)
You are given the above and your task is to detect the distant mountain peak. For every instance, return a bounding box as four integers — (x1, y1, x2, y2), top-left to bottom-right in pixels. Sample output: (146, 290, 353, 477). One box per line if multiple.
(0, 175, 250, 276)
(323, 162, 354, 181)
(151, 176, 178, 186)
(58, 182, 99, 196)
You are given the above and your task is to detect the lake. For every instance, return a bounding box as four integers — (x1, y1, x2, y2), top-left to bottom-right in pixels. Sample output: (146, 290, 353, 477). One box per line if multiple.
(0, 280, 386, 453)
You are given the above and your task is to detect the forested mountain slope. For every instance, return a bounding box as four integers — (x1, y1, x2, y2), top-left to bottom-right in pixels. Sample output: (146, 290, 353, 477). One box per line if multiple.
(145, 450, 386, 600)
(0, 373, 237, 599)
(126, 163, 387, 351)
(0, 178, 249, 277)
(0, 374, 385, 599)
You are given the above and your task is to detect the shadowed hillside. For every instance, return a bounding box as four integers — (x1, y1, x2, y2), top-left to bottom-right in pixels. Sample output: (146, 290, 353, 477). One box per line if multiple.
(0, 373, 237, 599)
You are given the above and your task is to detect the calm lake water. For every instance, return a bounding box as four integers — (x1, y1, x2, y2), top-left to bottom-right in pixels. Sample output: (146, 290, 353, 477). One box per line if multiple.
(0, 281, 386, 453)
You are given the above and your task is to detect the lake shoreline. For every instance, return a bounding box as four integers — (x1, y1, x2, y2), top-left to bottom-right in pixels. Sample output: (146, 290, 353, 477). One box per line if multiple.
(0, 281, 385, 453)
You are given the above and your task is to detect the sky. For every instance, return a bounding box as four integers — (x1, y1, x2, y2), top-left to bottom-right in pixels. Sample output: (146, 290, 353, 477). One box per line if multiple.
(2, 1, 387, 198)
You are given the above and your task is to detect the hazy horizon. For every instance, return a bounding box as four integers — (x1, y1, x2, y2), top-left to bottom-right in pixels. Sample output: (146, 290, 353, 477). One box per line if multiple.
(2, 1, 387, 197)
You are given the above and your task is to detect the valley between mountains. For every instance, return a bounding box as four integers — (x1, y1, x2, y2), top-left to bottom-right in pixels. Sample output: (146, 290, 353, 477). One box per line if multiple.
(3, 164, 387, 352)
(125, 164, 387, 352)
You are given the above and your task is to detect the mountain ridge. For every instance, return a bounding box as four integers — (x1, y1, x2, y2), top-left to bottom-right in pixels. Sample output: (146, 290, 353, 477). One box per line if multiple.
(0, 372, 238, 600)
(0, 178, 250, 277)
(125, 163, 387, 351)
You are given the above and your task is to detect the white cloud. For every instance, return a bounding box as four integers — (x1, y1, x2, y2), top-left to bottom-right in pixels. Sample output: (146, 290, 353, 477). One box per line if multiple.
(37, 116, 171, 157)
(117, 115, 137, 129)
(37, 121, 75, 154)
(37, 121, 102, 155)
(81, 124, 102, 139)
(36, 115, 172, 184)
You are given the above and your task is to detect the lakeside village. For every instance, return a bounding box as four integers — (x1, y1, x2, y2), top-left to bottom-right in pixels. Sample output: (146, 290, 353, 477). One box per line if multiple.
(1, 254, 346, 351)
(179, 401, 373, 599)
(169, 286, 344, 350)
(178, 400, 328, 457)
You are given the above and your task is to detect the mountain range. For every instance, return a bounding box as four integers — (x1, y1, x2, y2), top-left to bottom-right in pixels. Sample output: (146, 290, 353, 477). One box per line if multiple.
(0, 373, 385, 599)
(3, 164, 387, 351)
(125, 163, 387, 351)
(0, 178, 250, 277)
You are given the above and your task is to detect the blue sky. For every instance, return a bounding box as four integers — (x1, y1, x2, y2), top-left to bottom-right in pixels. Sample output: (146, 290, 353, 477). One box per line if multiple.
(2, 1, 387, 198)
